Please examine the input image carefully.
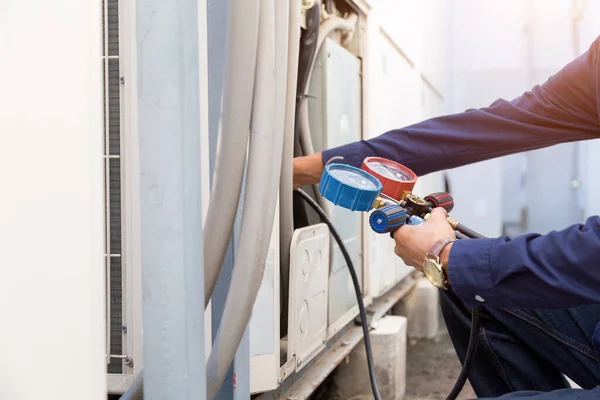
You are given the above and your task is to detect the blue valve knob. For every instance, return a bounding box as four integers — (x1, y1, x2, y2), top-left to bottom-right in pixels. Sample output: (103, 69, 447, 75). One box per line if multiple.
(369, 205, 408, 234)
(319, 163, 382, 212)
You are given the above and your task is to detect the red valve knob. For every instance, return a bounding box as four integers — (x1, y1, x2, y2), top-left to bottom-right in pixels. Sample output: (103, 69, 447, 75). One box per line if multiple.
(424, 192, 454, 213)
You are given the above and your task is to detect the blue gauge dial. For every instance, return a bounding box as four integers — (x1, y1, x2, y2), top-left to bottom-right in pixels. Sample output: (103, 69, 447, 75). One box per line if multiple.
(318, 164, 382, 211)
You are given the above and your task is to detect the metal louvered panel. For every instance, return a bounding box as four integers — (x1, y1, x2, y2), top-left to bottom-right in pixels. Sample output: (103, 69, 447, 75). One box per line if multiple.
(103, 0, 124, 375)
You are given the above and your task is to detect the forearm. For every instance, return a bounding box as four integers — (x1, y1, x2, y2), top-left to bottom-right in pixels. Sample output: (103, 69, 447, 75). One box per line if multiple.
(447, 216, 600, 310)
(320, 37, 600, 176)
(322, 96, 600, 176)
(293, 152, 323, 189)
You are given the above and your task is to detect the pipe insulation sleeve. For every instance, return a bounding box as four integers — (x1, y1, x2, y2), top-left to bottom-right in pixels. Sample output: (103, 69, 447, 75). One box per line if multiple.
(206, 0, 287, 397)
(203, 0, 261, 305)
(280, 0, 303, 332)
(119, 370, 144, 400)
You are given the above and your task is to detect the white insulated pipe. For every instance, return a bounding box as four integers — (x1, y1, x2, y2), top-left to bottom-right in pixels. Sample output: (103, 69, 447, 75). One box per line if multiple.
(203, 0, 261, 306)
(206, 0, 288, 396)
(279, 0, 303, 321)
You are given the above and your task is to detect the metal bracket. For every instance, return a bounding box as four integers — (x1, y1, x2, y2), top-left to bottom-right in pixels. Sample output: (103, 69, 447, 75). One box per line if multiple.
(280, 356, 296, 384)
(108, 354, 134, 367)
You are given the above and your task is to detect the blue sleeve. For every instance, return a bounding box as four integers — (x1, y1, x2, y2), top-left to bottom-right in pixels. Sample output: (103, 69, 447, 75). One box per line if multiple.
(449, 216, 600, 310)
(322, 36, 600, 175)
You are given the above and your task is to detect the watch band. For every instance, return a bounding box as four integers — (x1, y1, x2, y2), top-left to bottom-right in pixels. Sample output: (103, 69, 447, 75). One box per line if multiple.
(426, 237, 456, 260)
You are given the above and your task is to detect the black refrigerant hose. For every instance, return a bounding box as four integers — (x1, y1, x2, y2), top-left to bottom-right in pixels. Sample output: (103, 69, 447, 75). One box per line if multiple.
(295, 188, 383, 400)
(447, 306, 481, 400)
(295, 188, 483, 400)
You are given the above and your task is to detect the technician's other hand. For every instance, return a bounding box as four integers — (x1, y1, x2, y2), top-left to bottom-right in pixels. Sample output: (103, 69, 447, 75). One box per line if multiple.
(393, 208, 455, 271)
(293, 152, 324, 189)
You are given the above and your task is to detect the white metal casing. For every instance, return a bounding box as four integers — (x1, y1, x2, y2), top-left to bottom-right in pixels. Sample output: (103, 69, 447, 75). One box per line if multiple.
(308, 37, 364, 333)
(249, 203, 281, 393)
(362, 9, 420, 298)
(106, 0, 213, 393)
(360, 3, 449, 299)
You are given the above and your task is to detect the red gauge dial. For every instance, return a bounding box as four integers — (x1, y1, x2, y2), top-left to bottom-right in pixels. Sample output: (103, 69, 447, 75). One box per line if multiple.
(361, 157, 418, 200)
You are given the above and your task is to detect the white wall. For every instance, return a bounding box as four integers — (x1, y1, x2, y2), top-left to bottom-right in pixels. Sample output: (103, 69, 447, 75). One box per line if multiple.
(445, 0, 600, 236)
(0, 2, 106, 399)
(444, 0, 531, 237)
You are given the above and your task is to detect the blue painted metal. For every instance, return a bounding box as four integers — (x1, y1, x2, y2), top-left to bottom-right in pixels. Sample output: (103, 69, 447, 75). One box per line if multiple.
(319, 164, 382, 212)
(136, 0, 206, 397)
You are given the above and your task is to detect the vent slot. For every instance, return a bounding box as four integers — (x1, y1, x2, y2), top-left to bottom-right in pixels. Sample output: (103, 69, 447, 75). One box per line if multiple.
(103, 0, 124, 375)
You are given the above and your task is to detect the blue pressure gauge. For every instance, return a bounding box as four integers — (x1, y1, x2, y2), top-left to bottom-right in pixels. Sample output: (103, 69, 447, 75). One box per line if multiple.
(319, 163, 382, 211)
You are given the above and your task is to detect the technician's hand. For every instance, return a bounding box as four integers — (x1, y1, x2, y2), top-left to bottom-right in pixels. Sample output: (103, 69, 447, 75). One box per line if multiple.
(392, 208, 455, 272)
(293, 152, 324, 189)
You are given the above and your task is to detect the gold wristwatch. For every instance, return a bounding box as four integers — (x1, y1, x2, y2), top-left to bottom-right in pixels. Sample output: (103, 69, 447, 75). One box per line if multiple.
(423, 237, 456, 290)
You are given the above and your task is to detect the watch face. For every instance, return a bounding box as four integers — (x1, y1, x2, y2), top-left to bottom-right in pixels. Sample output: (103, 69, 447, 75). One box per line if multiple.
(423, 259, 444, 287)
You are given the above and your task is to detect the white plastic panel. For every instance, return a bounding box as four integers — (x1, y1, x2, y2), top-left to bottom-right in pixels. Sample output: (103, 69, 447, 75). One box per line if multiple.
(288, 224, 330, 371)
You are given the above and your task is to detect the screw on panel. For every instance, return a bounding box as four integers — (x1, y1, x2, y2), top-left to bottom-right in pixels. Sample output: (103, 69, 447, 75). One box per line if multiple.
(124, 356, 134, 367)
(121, 325, 127, 333)
(120, 76, 125, 84)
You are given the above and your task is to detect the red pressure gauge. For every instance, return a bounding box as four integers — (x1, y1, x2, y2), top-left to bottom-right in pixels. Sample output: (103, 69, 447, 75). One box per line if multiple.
(361, 157, 418, 200)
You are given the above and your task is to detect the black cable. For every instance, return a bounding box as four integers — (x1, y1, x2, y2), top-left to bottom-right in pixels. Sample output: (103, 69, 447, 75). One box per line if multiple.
(443, 172, 452, 194)
(446, 307, 481, 400)
(298, 188, 484, 400)
(446, 228, 484, 399)
(295, 188, 382, 400)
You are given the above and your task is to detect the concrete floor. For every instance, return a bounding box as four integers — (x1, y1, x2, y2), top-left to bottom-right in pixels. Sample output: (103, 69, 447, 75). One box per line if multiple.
(313, 316, 476, 400)
(405, 326, 476, 400)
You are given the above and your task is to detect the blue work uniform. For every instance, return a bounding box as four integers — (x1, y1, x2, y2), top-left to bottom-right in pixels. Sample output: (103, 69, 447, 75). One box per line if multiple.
(322, 35, 600, 399)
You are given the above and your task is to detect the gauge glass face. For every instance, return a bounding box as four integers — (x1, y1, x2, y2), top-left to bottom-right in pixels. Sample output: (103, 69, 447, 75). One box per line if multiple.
(329, 167, 378, 190)
(366, 160, 414, 181)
